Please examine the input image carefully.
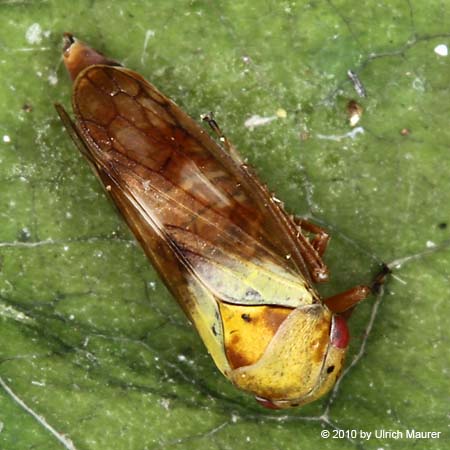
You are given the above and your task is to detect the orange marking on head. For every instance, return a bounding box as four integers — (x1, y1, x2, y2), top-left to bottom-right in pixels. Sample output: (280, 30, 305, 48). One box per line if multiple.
(219, 302, 293, 369)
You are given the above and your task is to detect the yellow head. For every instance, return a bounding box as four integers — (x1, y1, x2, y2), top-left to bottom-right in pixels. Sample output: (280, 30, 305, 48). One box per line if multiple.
(222, 303, 349, 409)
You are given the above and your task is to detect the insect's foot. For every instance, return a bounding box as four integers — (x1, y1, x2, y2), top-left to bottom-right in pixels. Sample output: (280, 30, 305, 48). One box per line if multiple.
(370, 263, 392, 294)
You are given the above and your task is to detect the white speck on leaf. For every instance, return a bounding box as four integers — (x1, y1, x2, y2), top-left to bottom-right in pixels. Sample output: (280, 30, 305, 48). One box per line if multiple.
(231, 414, 239, 423)
(25, 23, 43, 44)
(426, 240, 436, 248)
(2, 135, 11, 143)
(350, 114, 360, 127)
(434, 44, 448, 56)
(316, 127, 364, 142)
(141, 30, 156, 65)
(412, 77, 425, 92)
(159, 398, 170, 410)
(244, 114, 277, 130)
(48, 72, 58, 85)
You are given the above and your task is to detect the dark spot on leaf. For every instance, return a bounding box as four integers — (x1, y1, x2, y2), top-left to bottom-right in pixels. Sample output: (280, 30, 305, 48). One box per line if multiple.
(241, 313, 251, 322)
(327, 365, 335, 374)
(438, 222, 447, 229)
(211, 325, 217, 336)
(17, 228, 31, 242)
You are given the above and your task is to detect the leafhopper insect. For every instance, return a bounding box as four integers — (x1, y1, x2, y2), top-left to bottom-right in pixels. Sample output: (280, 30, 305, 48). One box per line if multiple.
(56, 34, 384, 409)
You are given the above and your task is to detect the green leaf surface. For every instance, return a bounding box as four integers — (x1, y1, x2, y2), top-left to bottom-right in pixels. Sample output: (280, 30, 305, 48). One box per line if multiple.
(0, 1, 449, 449)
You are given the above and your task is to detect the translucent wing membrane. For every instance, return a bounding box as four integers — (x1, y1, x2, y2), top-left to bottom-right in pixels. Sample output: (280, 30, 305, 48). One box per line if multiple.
(72, 65, 317, 312)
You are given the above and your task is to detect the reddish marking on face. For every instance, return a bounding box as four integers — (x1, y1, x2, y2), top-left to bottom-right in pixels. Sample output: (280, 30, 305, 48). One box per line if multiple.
(255, 396, 283, 409)
(330, 315, 350, 349)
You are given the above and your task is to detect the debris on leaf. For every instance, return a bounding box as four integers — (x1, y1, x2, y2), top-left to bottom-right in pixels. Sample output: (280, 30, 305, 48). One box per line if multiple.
(347, 69, 366, 97)
(347, 100, 363, 127)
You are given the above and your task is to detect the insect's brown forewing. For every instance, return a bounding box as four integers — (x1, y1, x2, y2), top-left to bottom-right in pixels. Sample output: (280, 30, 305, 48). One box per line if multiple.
(73, 65, 314, 279)
(60, 64, 322, 374)
(92, 70, 297, 250)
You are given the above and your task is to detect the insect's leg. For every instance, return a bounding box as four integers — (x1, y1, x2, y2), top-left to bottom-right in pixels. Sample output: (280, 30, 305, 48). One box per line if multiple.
(202, 113, 245, 163)
(371, 263, 392, 295)
(324, 264, 391, 314)
(288, 218, 330, 283)
(293, 233, 329, 282)
(324, 285, 371, 314)
(293, 217, 330, 257)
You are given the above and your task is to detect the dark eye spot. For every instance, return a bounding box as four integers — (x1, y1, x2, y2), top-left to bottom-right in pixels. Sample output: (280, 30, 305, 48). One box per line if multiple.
(241, 313, 251, 322)
(327, 365, 335, 374)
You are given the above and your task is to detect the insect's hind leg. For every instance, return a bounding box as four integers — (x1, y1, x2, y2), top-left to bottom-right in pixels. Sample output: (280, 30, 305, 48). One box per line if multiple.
(324, 285, 371, 314)
(285, 216, 330, 283)
(292, 217, 330, 257)
(324, 263, 391, 314)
